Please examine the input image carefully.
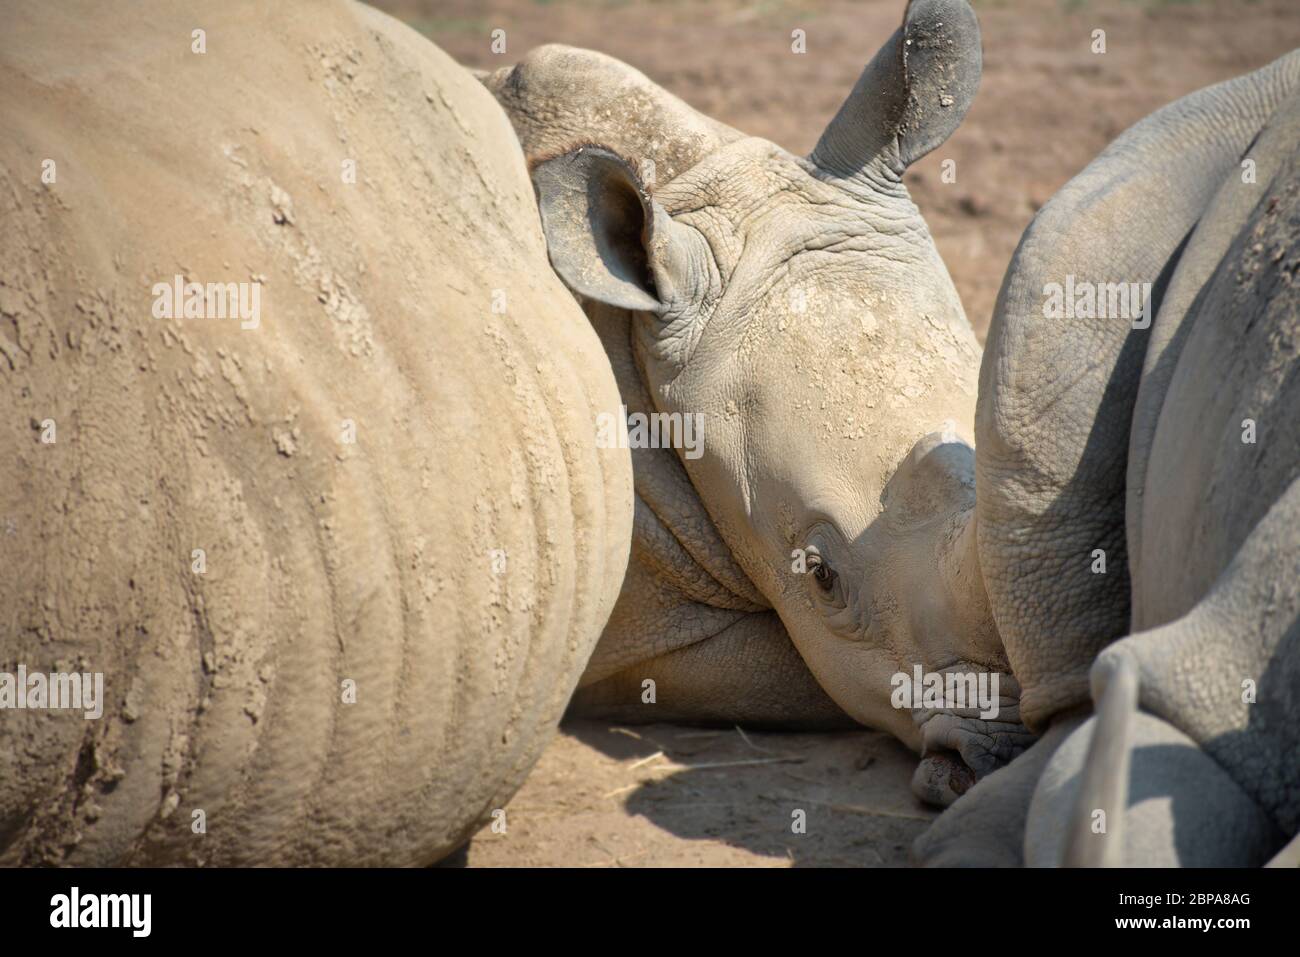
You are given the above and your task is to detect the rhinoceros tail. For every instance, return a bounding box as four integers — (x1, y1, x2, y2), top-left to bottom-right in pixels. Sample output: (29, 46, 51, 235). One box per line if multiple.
(1063, 650, 1140, 867)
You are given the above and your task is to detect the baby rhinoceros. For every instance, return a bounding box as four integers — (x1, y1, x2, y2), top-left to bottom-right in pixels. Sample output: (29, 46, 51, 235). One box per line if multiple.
(482, 0, 1033, 804)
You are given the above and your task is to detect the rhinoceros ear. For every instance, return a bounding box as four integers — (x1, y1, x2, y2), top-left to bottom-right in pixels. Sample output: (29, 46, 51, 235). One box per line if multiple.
(531, 146, 667, 313)
(811, 0, 981, 181)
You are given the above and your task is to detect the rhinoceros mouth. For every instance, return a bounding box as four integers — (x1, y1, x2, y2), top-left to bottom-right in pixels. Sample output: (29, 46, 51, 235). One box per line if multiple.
(910, 724, 1033, 808)
(906, 669, 1036, 807)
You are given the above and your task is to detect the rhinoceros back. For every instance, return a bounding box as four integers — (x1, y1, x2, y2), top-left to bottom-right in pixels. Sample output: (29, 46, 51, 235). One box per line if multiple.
(0, 0, 631, 865)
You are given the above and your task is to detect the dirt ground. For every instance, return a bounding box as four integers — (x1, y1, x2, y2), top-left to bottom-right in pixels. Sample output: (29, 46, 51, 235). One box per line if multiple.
(383, 0, 1300, 866)
(439, 720, 934, 867)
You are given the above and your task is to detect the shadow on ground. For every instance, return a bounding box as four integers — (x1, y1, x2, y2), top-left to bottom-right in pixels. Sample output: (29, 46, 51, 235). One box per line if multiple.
(463, 720, 935, 867)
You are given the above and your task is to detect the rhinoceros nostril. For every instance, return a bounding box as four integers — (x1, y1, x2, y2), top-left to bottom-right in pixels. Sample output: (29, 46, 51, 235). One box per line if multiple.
(911, 749, 977, 808)
(949, 761, 975, 796)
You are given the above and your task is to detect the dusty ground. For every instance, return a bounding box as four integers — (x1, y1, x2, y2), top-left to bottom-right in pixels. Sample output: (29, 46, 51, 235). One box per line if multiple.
(387, 0, 1300, 866)
(442, 720, 934, 867)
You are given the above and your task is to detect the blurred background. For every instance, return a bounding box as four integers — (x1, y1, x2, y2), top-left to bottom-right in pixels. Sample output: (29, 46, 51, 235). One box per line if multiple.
(376, 0, 1300, 340)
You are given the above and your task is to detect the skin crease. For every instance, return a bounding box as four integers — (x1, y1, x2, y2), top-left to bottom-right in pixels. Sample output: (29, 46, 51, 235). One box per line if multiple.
(501, 0, 1030, 796)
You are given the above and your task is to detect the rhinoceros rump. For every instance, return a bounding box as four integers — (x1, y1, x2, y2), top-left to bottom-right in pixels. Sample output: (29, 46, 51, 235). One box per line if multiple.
(0, 0, 632, 866)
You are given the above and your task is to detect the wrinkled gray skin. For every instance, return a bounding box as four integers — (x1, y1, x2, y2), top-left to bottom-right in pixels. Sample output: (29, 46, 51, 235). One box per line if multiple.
(483, 0, 1033, 802)
(916, 49, 1300, 866)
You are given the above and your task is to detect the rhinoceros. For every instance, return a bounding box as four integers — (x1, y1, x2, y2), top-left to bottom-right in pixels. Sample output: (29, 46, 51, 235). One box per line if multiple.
(2, 0, 1027, 863)
(914, 48, 1300, 867)
(478, 0, 1034, 790)
(0, 0, 634, 865)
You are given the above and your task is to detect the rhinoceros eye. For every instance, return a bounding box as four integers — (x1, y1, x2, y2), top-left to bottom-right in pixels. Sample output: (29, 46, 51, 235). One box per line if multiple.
(811, 557, 837, 592)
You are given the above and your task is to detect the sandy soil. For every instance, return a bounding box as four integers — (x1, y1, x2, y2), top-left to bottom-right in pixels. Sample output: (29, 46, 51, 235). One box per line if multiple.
(439, 720, 934, 867)
(385, 0, 1300, 867)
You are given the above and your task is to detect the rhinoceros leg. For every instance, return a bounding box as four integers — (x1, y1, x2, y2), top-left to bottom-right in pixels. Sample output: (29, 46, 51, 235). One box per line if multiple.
(1054, 113, 1300, 866)
(1027, 710, 1280, 867)
(975, 50, 1300, 733)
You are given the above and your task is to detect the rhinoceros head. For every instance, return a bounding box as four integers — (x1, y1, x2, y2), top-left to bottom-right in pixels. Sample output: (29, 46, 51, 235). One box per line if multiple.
(495, 0, 1017, 768)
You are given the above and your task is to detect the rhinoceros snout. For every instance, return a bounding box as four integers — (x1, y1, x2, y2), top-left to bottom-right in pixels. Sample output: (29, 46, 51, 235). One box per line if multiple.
(907, 674, 1037, 807)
